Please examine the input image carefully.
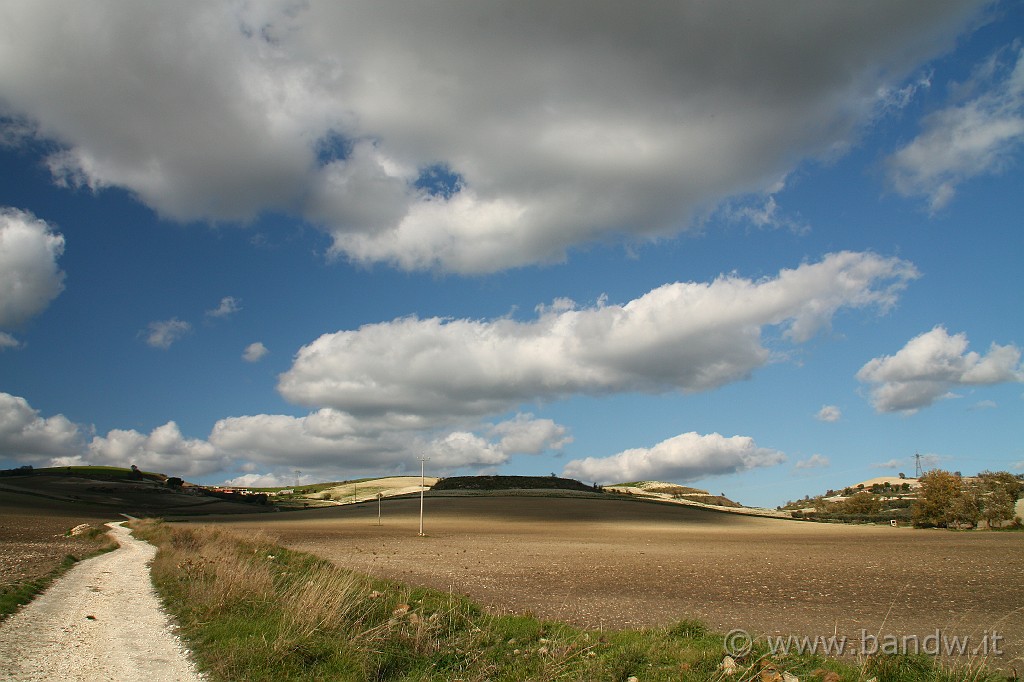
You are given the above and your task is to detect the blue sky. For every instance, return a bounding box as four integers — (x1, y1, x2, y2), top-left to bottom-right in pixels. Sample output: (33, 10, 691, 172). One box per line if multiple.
(1, 2, 1022, 507)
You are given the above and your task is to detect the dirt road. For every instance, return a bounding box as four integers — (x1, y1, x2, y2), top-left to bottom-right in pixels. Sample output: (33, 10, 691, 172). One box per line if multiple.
(0, 522, 203, 682)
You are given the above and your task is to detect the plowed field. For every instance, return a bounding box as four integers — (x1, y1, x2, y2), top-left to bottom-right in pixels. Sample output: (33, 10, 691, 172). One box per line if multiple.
(209, 495, 1024, 665)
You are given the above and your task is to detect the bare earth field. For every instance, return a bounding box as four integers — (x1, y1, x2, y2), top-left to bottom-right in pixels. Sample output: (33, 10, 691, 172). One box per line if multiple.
(0, 490, 120, 587)
(207, 494, 1024, 667)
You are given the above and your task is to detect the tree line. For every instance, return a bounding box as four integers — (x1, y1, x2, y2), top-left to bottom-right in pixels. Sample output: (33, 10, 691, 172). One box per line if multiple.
(912, 469, 1022, 529)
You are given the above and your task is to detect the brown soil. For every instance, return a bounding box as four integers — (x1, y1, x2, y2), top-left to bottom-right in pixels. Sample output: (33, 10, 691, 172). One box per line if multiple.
(209, 494, 1024, 666)
(0, 490, 120, 588)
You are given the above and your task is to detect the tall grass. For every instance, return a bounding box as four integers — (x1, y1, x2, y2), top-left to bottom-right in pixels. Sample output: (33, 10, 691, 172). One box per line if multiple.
(131, 519, 1014, 682)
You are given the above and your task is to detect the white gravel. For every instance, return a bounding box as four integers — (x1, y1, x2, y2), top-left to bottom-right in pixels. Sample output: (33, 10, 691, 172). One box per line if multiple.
(0, 521, 204, 681)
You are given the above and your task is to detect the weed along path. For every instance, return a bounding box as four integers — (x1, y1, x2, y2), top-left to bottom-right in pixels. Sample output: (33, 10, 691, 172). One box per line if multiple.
(0, 522, 203, 682)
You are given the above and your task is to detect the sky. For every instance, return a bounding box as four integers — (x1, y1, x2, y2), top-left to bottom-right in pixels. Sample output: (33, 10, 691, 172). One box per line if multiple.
(1, 1, 1022, 508)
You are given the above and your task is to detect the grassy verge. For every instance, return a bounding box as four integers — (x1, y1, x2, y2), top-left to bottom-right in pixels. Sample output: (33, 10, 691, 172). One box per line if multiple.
(131, 519, 1011, 682)
(0, 525, 118, 621)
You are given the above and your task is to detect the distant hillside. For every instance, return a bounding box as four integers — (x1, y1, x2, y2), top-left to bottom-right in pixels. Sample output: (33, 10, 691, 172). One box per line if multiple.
(432, 475, 597, 492)
(606, 481, 744, 508)
(0, 465, 274, 515)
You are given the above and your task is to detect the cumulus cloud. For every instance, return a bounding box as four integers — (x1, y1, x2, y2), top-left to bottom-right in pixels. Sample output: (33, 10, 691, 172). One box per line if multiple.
(562, 432, 785, 484)
(815, 405, 842, 422)
(87, 421, 225, 478)
(210, 410, 396, 468)
(242, 341, 269, 362)
(144, 318, 192, 349)
(280, 252, 917, 420)
(857, 326, 1023, 413)
(0, 392, 85, 461)
(887, 45, 1024, 211)
(0, 2, 985, 272)
(0, 208, 65, 336)
(206, 296, 241, 319)
(488, 413, 572, 455)
(794, 453, 831, 470)
(210, 409, 570, 475)
(222, 472, 294, 489)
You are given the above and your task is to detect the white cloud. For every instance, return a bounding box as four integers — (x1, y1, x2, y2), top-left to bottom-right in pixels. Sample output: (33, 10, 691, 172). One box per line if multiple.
(242, 341, 269, 362)
(210, 410, 395, 469)
(0, 392, 85, 461)
(206, 296, 241, 319)
(280, 252, 917, 420)
(87, 421, 225, 478)
(429, 431, 506, 468)
(857, 326, 1023, 413)
(488, 413, 572, 455)
(887, 46, 1024, 211)
(723, 192, 808, 235)
(222, 472, 294, 489)
(0, 207, 65, 336)
(144, 318, 192, 349)
(0, 332, 21, 350)
(872, 458, 907, 469)
(0, 2, 985, 272)
(209, 408, 556, 475)
(815, 405, 842, 422)
(794, 453, 830, 470)
(562, 432, 785, 484)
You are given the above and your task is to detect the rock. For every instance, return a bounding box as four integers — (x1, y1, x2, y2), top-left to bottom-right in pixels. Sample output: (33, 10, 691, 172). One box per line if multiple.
(721, 656, 738, 675)
(758, 665, 783, 682)
(782, 673, 799, 682)
(392, 603, 410, 616)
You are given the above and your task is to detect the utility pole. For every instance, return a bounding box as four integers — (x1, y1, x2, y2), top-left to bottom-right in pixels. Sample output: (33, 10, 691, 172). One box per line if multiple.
(914, 452, 923, 478)
(377, 492, 383, 526)
(295, 470, 301, 489)
(418, 455, 429, 536)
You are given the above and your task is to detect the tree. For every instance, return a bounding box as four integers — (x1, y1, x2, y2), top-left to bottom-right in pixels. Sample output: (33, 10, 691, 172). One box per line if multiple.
(948, 489, 981, 529)
(913, 469, 975, 528)
(981, 487, 1017, 528)
(977, 470, 1024, 501)
(835, 493, 882, 515)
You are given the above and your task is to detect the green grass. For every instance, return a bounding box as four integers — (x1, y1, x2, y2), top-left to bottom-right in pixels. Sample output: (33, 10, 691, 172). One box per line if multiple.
(130, 519, 1013, 682)
(33, 464, 165, 481)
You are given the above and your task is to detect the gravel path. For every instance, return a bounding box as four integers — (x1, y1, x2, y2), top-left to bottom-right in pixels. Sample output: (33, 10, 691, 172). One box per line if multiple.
(0, 522, 203, 682)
